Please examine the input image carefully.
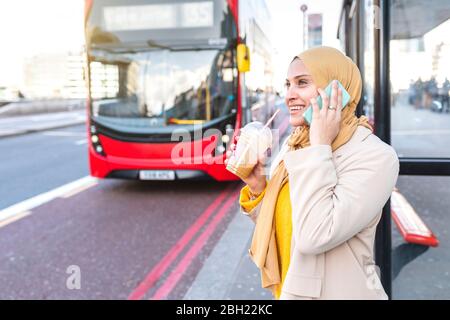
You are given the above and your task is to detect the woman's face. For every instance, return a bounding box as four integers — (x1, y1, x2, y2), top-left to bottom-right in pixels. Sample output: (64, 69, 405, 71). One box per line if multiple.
(284, 58, 318, 127)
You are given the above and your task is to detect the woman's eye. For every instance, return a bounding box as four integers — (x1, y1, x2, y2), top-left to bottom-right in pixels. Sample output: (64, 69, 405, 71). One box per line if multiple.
(285, 80, 308, 88)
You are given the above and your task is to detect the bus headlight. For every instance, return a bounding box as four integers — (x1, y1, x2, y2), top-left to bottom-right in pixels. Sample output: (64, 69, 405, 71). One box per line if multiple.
(91, 135, 99, 143)
(214, 124, 234, 157)
(221, 134, 230, 144)
(89, 124, 106, 156)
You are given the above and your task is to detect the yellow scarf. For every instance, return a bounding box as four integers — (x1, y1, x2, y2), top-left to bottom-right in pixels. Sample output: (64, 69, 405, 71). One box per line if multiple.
(248, 46, 373, 296)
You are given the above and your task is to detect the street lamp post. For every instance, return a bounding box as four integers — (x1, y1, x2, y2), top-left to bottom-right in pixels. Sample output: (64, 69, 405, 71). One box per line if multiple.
(300, 4, 308, 51)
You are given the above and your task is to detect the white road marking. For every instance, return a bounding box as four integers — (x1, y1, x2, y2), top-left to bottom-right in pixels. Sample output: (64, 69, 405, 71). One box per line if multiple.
(29, 112, 85, 122)
(75, 139, 88, 145)
(0, 211, 31, 229)
(0, 176, 98, 228)
(42, 131, 85, 137)
(61, 178, 97, 198)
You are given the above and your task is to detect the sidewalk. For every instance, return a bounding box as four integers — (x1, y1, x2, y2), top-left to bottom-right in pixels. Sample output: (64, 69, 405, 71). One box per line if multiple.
(0, 99, 85, 117)
(0, 111, 86, 138)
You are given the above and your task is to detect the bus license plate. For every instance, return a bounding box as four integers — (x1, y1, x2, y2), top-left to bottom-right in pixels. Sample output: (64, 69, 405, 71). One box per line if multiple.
(139, 170, 175, 181)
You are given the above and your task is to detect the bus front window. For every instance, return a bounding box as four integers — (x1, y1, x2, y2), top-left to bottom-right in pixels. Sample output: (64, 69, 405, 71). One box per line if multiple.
(89, 48, 237, 128)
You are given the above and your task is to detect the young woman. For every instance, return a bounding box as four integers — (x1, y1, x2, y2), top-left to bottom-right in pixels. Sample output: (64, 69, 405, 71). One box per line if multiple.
(226, 46, 399, 300)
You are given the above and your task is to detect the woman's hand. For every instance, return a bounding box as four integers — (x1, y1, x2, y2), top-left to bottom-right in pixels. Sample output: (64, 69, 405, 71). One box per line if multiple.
(309, 80, 343, 146)
(225, 136, 267, 194)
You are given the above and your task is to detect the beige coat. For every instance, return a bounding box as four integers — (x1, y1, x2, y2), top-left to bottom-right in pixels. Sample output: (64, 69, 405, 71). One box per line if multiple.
(242, 126, 400, 300)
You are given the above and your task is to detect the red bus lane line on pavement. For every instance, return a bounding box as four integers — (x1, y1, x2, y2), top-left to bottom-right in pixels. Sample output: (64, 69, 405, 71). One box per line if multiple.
(127, 183, 237, 300)
(150, 188, 241, 300)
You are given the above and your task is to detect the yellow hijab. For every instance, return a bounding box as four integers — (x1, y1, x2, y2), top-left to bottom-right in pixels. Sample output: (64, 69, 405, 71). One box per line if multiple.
(248, 46, 373, 296)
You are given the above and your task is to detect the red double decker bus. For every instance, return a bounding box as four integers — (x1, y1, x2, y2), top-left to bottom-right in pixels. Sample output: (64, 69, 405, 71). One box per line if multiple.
(84, 0, 276, 181)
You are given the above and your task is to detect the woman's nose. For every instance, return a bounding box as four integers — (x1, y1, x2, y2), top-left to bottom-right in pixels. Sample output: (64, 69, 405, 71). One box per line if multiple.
(286, 86, 298, 101)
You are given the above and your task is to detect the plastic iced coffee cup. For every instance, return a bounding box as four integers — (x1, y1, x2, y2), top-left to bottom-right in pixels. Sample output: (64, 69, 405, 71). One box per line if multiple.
(226, 121, 273, 179)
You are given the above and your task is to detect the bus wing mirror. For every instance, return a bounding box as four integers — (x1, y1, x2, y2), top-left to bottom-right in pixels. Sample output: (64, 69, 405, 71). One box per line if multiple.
(237, 44, 250, 73)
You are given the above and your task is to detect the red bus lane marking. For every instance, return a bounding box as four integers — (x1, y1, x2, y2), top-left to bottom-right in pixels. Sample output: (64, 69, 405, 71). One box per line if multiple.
(150, 188, 241, 300)
(127, 184, 236, 300)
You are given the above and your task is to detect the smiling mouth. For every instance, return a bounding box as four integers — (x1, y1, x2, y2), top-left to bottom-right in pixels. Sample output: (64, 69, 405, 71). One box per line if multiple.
(289, 105, 306, 113)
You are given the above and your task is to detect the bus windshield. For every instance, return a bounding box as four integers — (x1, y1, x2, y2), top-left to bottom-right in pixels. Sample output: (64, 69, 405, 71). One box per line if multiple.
(89, 47, 237, 127)
(86, 0, 237, 129)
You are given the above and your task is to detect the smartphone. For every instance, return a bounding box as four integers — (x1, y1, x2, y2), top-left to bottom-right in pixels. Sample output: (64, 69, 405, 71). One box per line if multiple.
(303, 80, 351, 125)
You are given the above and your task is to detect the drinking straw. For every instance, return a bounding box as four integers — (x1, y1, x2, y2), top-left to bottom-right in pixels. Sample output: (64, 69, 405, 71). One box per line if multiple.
(262, 109, 280, 129)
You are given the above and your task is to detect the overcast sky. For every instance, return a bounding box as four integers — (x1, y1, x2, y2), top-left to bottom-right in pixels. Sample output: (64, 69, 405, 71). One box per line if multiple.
(0, 0, 84, 86)
(0, 0, 342, 90)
